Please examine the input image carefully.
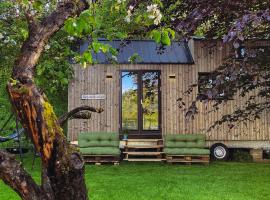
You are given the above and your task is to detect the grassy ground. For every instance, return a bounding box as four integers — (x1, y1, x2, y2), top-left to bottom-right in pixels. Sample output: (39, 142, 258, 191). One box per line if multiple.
(1, 155, 270, 200)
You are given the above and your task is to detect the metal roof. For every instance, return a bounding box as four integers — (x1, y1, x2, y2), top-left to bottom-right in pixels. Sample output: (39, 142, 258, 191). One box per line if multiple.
(79, 39, 194, 64)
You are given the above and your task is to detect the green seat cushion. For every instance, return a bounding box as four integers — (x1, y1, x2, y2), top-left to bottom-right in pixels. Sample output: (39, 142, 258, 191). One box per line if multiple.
(164, 148, 210, 155)
(164, 134, 206, 148)
(80, 147, 120, 155)
(78, 132, 119, 148)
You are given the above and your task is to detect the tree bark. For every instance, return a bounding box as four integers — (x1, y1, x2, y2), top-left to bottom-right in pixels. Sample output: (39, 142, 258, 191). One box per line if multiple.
(0, 151, 50, 200)
(1, 1, 91, 200)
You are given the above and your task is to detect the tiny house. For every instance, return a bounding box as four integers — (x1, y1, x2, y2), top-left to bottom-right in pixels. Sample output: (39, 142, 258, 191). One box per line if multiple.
(68, 39, 270, 160)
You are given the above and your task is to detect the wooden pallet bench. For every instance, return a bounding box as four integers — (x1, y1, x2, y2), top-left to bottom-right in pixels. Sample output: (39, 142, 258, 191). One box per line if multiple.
(166, 155, 209, 165)
(83, 155, 119, 165)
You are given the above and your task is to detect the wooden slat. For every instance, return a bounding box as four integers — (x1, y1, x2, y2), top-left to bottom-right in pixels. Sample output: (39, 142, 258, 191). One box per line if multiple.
(123, 152, 164, 155)
(125, 145, 163, 149)
(123, 158, 165, 162)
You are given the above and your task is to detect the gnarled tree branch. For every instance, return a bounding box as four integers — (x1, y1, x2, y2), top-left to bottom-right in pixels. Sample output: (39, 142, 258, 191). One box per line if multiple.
(0, 150, 50, 200)
(58, 105, 104, 126)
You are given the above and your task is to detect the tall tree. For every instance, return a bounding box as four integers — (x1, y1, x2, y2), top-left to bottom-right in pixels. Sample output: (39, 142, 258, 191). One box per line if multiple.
(1, 1, 90, 200)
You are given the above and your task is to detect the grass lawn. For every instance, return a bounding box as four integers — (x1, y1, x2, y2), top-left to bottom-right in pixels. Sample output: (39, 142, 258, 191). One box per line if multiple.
(1, 154, 270, 200)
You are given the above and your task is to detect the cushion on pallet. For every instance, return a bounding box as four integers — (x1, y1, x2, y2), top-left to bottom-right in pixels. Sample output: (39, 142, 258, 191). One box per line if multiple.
(80, 147, 120, 155)
(164, 147, 210, 155)
(78, 132, 120, 156)
(164, 134, 209, 156)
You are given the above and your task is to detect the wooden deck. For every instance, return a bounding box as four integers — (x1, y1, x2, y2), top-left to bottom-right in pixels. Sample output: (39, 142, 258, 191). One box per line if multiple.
(123, 139, 165, 162)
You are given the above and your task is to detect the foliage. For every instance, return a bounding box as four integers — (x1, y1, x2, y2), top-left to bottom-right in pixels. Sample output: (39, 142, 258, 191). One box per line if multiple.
(63, 0, 175, 64)
(232, 149, 253, 162)
(0, 1, 73, 133)
(165, 0, 270, 129)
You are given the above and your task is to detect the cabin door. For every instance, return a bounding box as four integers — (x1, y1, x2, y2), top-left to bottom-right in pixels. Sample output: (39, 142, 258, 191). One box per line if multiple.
(120, 70, 161, 137)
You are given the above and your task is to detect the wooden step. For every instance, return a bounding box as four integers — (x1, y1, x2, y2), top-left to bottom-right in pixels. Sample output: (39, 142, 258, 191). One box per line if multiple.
(125, 145, 163, 149)
(123, 158, 166, 162)
(126, 139, 163, 142)
(123, 152, 164, 155)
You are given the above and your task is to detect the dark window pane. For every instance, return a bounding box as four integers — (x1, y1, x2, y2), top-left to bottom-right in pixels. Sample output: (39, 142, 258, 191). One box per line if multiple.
(142, 72, 159, 130)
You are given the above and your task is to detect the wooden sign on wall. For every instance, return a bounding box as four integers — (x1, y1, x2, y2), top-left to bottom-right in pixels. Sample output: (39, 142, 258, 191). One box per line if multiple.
(81, 94, 106, 100)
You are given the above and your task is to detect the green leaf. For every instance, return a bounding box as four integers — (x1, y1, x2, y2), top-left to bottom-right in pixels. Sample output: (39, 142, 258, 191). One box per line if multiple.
(100, 44, 110, 53)
(109, 47, 118, 56)
(161, 31, 171, 46)
(64, 18, 75, 35)
(165, 28, 175, 39)
(83, 52, 93, 64)
(76, 18, 86, 34)
(61, 78, 69, 85)
(21, 29, 28, 39)
(92, 42, 101, 53)
(33, 0, 43, 11)
(150, 30, 161, 43)
(115, 32, 127, 39)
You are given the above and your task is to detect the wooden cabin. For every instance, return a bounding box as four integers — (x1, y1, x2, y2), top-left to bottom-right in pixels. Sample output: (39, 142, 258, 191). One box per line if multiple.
(68, 39, 270, 160)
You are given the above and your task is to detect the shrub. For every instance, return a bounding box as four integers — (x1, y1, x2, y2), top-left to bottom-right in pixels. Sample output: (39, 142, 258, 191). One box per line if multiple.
(232, 149, 253, 162)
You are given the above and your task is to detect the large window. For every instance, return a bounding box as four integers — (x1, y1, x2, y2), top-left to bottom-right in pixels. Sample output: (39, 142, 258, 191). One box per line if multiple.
(121, 71, 161, 134)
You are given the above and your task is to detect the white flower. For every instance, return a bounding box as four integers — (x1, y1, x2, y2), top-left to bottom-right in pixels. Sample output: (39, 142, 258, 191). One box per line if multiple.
(125, 9, 132, 23)
(67, 36, 75, 41)
(117, 0, 126, 3)
(129, 5, 134, 10)
(148, 15, 155, 19)
(154, 13, 162, 25)
(0, 33, 4, 40)
(3, 37, 9, 44)
(45, 44, 50, 50)
(146, 4, 162, 25)
(10, 39, 17, 45)
(147, 4, 158, 13)
(112, 55, 118, 61)
(125, 16, 131, 23)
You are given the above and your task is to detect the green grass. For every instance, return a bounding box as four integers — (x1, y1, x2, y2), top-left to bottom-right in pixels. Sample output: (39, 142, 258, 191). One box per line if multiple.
(1, 155, 270, 200)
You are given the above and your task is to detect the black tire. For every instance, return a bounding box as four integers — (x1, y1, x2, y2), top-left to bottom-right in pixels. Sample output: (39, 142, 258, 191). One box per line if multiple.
(210, 143, 229, 160)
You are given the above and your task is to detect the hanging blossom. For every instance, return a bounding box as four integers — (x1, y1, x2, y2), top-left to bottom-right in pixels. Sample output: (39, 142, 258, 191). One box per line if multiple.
(125, 5, 134, 23)
(147, 4, 162, 25)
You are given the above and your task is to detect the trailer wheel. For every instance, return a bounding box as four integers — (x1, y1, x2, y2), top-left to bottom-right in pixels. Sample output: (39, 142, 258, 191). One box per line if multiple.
(210, 143, 229, 160)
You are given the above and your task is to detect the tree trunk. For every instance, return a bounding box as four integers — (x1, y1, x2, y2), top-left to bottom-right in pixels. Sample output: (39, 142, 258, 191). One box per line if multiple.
(1, 1, 91, 200)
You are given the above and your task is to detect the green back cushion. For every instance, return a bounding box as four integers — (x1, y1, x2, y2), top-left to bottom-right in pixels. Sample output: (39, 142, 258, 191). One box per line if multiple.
(78, 132, 119, 148)
(165, 134, 206, 148)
